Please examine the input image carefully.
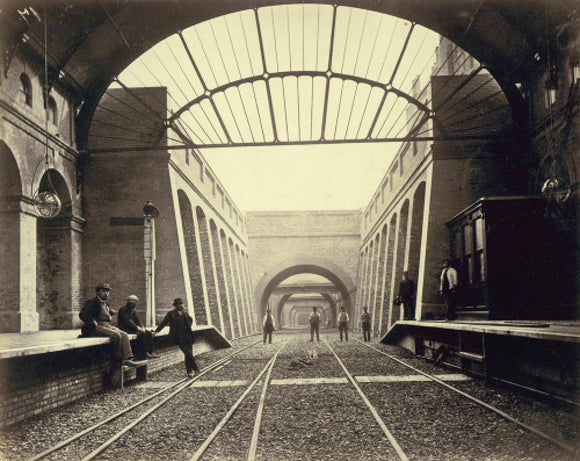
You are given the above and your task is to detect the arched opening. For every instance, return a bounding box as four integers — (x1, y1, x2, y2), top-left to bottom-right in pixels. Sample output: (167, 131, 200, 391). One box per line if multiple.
(19, 73, 32, 107)
(228, 238, 244, 336)
(220, 229, 238, 338)
(381, 213, 397, 334)
(373, 224, 387, 335)
(390, 200, 410, 326)
(36, 169, 73, 330)
(196, 206, 219, 327)
(407, 182, 426, 319)
(177, 191, 206, 324)
(0, 143, 23, 332)
(210, 220, 231, 338)
(255, 258, 356, 328)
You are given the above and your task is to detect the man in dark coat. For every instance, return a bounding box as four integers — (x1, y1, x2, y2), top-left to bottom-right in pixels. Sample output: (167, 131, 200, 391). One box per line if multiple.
(360, 306, 372, 342)
(398, 271, 416, 320)
(262, 307, 275, 344)
(117, 295, 158, 359)
(79, 283, 141, 367)
(155, 298, 199, 377)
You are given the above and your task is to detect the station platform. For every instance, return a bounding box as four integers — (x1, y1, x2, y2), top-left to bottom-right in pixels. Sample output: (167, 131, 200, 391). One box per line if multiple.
(382, 319, 580, 403)
(0, 325, 231, 359)
(0, 325, 231, 428)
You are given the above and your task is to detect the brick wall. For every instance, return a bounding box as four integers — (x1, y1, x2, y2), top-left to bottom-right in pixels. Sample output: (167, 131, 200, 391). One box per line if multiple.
(0, 336, 218, 428)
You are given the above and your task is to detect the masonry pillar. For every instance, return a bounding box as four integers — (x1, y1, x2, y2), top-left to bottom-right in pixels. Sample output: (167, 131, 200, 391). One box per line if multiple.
(20, 200, 39, 331)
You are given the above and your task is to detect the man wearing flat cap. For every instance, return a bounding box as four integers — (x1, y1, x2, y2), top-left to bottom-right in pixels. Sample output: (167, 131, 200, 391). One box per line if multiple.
(79, 283, 141, 367)
(118, 295, 158, 359)
(155, 298, 199, 378)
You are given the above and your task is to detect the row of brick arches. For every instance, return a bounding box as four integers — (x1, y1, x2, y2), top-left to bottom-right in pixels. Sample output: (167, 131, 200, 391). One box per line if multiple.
(177, 191, 258, 339)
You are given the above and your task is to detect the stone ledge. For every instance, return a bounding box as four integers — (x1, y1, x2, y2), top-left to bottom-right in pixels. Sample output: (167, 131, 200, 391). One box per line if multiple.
(0, 325, 230, 359)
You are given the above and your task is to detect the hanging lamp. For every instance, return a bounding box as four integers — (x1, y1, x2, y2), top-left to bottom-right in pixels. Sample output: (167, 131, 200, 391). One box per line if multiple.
(33, 3, 61, 219)
(540, 5, 571, 204)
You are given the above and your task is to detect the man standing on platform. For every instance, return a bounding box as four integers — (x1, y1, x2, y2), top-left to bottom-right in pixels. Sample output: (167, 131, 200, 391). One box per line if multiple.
(262, 307, 276, 344)
(309, 306, 321, 342)
(337, 305, 349, 342)
(398, 271, 416, 320)
(155, 298, 199, 378)
(79, 283, 141, 367)
(117, 295, 159, 359)
(439, 259, 458, 321)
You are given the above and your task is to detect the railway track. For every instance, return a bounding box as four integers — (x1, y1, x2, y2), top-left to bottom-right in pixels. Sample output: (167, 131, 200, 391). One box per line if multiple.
(22, 333, 576, 461)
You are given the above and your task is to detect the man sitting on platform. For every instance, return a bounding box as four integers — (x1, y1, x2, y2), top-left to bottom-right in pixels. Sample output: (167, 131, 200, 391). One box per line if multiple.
(117, 295, 159, 359)
(79, 282, 142, 367)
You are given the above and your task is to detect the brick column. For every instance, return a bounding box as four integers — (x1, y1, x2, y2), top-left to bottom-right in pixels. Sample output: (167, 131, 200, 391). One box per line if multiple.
(20, 200, 39, 331)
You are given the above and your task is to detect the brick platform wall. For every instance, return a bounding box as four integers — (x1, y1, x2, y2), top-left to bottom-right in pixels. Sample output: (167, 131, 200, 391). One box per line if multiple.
(0, 336, 218, 428)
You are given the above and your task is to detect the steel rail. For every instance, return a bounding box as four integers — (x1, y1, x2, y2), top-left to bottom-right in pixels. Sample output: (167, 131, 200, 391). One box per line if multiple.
(246, 342, 285, 461)
(324, 340, 409, 461)
(189, 342, 286, 461)
(28, 340, 262, 461)
(354, 339, 575, 453)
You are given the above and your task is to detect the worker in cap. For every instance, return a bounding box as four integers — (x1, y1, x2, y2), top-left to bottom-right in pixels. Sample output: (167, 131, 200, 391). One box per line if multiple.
(118, 294, 158, 359)
(156, 298, 199, 378)
(79, 283, 142, 367)
(262, 306, 276, 345)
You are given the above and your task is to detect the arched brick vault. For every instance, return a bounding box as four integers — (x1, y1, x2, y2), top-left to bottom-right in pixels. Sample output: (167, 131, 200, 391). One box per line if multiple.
(4, 1, 576, 151)
(274, 292, 337, 328)
(254, 256, 356, 321)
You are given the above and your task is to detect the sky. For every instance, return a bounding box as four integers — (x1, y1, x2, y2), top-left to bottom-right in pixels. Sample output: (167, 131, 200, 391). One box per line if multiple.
(201, 142, 399, 211)
(112, 4, 443, 213)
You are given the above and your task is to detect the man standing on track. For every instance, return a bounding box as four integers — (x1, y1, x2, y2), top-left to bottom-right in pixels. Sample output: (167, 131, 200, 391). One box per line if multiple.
(309, 306, 321, 342)
(155, 298, 199, 378)
(360, 306, 372, 342)
(263, 307, 275, 344)
(337, 305, 349, 342)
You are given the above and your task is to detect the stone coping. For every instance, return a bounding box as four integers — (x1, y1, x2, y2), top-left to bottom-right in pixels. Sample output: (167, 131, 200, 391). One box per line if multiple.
(0, 325, 230, 359)
(382, 320, 580, 344)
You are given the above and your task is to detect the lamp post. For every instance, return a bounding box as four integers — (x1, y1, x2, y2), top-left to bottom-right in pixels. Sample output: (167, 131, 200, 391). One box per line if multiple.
(143, 201, 159, 327)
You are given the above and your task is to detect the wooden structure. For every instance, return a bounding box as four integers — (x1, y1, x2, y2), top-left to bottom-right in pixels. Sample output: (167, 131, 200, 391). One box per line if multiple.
(446, 197, 577, 321)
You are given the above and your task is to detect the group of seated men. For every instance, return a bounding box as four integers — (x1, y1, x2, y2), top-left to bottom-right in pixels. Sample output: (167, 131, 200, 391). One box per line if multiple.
(79, 282, 159, 367)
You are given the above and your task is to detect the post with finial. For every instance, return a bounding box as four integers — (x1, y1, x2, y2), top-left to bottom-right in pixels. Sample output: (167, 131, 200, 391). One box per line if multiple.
(143, 200, 160, 327)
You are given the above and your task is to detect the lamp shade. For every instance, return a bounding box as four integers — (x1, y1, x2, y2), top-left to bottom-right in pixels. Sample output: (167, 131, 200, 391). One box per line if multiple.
(143, 200, 160, 218)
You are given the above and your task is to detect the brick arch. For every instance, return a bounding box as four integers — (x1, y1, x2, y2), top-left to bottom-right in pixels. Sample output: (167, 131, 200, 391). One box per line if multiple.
(254, 256, 356, 321)
(196, 206, 219, 327)
(177, 191, 206, 324)
(209, 219, 230, 338)
(274, 290, 338, 329)
(0, 143, 23, 331)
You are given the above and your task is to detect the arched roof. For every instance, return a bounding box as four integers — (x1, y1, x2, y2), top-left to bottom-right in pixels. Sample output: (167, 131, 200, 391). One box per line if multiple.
(2, 0, 577, 148)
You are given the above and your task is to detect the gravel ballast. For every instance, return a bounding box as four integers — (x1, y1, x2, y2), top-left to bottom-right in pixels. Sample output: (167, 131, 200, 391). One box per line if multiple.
(0, 331, 577, 460)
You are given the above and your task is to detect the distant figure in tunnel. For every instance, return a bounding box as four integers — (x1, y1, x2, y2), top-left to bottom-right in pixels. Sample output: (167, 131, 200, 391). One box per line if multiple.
(155, 298, 199, 378)
(309, 306, 321, 342)
(439, 259, 458, 321)
(398, 271, 416, 320)
(337, 305, 349, 342)
(263, 307, 276, 344)
(360, 306, 371, 342)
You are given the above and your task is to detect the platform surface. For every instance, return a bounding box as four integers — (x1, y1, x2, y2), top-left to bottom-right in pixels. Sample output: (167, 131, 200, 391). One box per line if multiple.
(382, 320, 580, 344)
(0, 325, 230, 359)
